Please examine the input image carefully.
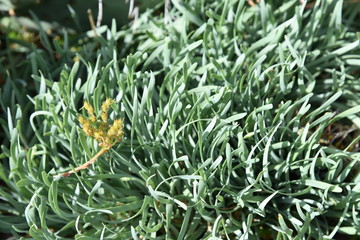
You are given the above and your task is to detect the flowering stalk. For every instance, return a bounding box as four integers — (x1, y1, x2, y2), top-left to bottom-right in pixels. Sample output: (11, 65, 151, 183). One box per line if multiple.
(54, 98, 123, 177)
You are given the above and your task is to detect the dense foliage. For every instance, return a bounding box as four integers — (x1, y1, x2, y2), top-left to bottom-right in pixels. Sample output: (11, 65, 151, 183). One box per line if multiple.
(1, 0, 360, 239)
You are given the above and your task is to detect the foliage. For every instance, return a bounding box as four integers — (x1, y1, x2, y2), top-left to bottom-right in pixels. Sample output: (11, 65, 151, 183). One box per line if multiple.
(1, 0, 360, 239)
(54, 99, 124, 178)
(0, 0, 130, 32)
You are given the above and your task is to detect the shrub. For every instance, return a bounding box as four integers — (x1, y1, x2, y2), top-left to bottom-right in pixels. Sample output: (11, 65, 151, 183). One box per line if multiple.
(1, 0, 360, 239)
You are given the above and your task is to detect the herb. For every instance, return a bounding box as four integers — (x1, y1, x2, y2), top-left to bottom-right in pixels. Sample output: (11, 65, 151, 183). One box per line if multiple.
(55, 99, 123, 177)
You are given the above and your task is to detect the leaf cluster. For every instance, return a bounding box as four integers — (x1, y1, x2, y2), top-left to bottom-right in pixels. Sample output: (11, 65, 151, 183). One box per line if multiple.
(0, 0, 360, 239)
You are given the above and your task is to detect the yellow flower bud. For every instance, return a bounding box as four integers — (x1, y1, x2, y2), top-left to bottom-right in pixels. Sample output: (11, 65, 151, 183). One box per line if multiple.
(107, 119, 124, 139)
(89, 115, 96, 123)
(101, 98, 114, 112)
(108, 128, 116, 137)
(94, 131, 103, 141)
(113, 119, 123, 129)
(83, 122, 93, 136)
(78, 115, 86, 125)
(84, 101, 94, 115)
(101, 112, 108, 122)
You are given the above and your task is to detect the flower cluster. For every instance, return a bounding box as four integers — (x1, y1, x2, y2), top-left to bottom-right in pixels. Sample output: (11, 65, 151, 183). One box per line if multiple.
(78, 98, 124, 150)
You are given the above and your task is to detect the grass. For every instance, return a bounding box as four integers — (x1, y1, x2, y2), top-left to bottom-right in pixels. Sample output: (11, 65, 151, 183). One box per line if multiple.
(0, 0, 360, 239)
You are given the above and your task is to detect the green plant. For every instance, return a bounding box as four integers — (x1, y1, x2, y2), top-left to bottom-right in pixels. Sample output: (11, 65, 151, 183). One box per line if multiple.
(1, 0, 360, 239)
(55, 99, 124, 177)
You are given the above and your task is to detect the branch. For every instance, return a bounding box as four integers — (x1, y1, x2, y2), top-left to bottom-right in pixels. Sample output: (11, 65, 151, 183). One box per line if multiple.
(54, 148, 108, 177)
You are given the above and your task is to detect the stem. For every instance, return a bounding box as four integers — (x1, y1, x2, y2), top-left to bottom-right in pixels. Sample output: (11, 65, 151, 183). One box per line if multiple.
(54, 148, 108, 177)
(87, 9, 98, 37)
